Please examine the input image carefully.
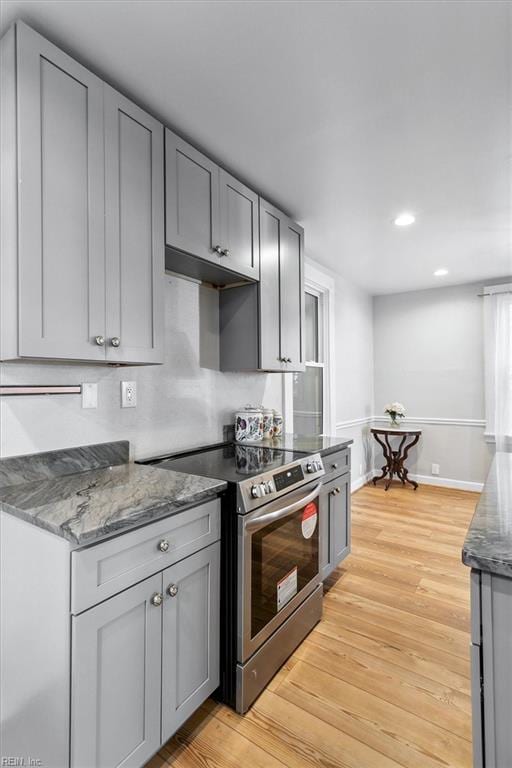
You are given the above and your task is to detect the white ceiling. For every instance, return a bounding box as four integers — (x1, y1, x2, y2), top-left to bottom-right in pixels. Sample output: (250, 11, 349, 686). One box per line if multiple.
(1, 0, 511, 294)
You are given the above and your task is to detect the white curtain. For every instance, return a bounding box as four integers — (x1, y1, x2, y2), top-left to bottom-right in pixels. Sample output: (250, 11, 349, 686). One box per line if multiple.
(484, 288, 512, 452)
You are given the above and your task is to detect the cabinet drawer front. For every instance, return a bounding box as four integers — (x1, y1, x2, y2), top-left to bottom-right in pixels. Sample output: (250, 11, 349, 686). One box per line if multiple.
(72, 499, 220, 613)
(322, 449, 350, 481)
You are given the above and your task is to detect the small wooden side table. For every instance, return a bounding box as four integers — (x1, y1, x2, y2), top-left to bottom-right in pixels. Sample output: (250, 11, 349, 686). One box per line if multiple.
(371, 427, 422, 490)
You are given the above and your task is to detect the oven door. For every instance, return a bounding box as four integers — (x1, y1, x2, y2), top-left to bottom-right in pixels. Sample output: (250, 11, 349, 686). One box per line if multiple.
(238, 480, 322, 663)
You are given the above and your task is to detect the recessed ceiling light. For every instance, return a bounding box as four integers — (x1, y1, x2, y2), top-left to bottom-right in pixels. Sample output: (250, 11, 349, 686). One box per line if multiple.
(394, 212, 415, 227)
(434, 268, 448, 277)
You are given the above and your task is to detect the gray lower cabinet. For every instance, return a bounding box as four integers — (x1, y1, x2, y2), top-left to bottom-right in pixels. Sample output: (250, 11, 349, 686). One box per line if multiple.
(71, 574, 162, 768)
(319, 474, 351, 580)
(0, 21, 164, 364)
(161, 542, 220, 741)
(165, 129, 259, 282)
(471, 569, 512, 768)
(219, 199, 305, 372)
(70, 538, 220, 768)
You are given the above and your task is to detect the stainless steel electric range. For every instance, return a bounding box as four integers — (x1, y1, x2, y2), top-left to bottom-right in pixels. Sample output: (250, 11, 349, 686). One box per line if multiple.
(139, 442, 325, 713)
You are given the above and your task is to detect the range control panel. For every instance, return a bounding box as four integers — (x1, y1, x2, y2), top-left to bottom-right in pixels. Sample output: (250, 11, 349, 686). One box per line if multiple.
(239, 454, 325, 513)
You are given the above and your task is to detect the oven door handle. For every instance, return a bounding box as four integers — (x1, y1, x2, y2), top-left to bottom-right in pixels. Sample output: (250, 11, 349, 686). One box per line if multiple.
(245, 483, 322, 532)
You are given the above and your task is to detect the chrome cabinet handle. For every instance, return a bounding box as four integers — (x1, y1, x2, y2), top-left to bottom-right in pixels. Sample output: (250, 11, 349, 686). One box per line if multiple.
(151, 593, 163, 607)
(167, 584, 179, 597)
(158, 539, 169, 552)
(213, 245, 222, 254)
(95, 335, 105, 346)
(110, 337, 120, 347)
(331, 463, 339, 469)
(331, 487, 341, 496)
(220, 248, 230, 257)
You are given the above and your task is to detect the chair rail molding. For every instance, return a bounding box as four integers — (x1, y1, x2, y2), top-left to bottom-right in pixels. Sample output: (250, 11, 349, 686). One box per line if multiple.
(336, 416, 486, 430)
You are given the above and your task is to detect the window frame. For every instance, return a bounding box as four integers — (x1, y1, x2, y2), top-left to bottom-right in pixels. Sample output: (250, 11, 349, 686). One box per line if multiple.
(484, 282, 512, 445)
(283, 260, 335, 436)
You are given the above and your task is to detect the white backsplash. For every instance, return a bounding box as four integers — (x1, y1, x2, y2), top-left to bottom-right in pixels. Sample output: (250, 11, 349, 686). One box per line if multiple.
(0, 275, 283, 459)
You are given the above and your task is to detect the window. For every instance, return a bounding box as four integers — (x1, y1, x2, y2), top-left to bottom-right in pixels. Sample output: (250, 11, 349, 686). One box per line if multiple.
(293, 291, 324, 435)
(283, 261, 335, 436)
(484, 283, 512, 451)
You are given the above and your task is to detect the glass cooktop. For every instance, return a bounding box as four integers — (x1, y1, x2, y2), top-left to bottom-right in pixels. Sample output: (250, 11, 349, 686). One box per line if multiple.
(143, 443, 305, 485)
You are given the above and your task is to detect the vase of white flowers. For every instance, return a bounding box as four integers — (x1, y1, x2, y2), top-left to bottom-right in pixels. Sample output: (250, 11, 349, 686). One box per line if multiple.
(384, 402, 406, 427)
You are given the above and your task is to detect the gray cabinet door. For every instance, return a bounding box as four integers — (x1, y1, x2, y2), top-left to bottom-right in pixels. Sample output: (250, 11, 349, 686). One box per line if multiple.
(319, 487, 333, 580)
(104, 86, 164, 364)
(219, 170, 259, 280)
(16, 22, 106, 361)
(165, 129, 220, 263)
(280, 218, 305, 372)
(161, 542, 220, 742)
(331, 473, 351, 566)
(320, 475, 351, 579)
(259, 199, 283, 370)
(71, 573, 162, 768)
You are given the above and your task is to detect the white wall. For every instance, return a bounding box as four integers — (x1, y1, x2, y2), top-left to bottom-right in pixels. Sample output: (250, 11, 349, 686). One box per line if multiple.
(0, 275, 282, 460)
(372, 280, 511, 487)
(333, 272, 374, 488)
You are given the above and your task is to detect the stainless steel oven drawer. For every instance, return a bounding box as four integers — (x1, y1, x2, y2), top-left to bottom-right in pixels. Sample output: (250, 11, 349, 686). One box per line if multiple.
(71, 498, 220, 613)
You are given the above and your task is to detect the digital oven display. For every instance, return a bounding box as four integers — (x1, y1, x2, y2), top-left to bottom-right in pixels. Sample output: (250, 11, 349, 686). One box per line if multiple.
(273, 464, 305, 492)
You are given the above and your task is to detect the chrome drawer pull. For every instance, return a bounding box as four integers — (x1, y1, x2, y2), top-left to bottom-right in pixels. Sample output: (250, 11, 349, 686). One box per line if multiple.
(158, 539, 170, 552)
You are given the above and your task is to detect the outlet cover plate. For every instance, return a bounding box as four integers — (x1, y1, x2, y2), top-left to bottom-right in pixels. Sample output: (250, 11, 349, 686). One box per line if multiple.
(121, 381, 137, 408)
(82, 383, 97, 409)
(431, 463, 440, 476)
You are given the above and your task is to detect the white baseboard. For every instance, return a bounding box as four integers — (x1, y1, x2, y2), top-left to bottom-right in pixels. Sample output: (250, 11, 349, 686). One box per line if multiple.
(351, 472, 373, 493)
(407, 473, 483, 492)
(362, 469, 483, 493)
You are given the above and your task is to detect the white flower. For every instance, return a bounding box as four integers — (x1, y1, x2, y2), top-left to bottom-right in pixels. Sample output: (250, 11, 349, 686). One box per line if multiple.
(384, 402, 406, 416)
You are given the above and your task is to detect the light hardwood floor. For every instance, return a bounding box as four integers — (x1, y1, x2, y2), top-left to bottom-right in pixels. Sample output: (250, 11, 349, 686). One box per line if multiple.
(147, 481, 478, 768)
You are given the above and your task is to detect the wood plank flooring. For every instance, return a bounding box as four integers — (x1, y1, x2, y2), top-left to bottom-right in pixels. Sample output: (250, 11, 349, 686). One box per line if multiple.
(146, 481, 478, 768)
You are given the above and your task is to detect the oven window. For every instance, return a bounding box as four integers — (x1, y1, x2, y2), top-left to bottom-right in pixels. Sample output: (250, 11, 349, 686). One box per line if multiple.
(251, 501, 319, 639)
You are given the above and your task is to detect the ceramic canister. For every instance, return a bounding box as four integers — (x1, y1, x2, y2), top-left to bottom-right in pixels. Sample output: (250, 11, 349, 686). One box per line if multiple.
(235, 405, 263, 442)
(260, 407, 274, 439)
(272, 409, 283, 437)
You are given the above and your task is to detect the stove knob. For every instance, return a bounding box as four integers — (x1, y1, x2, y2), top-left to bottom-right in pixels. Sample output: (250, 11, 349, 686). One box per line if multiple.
(314, 460, 323, 472)
(306, 462, 314, 473)
(251, 484, 264, 498)
(265, 481, 274, 494)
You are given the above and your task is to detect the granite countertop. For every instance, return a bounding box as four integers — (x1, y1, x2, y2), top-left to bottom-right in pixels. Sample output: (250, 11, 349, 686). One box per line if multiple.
(462, 453, 512, 577)
(235, 434, 353, 456)
(0, 463, 226, 547)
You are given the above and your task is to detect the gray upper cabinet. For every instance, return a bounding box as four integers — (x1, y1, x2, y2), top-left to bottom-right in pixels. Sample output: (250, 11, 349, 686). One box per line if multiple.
(0, 22, 164, 364)
(219, 198, 304, 372)
(165, 129, 259, 283)
(161, 542, 220, 742)
(3, 22, 106, 362)
(219, 170, 259, 279)
(71, 574, 162, 768)
(165, 130, 220, 266)
(104, 86, 164, 364)
(280, 218, 305, 369)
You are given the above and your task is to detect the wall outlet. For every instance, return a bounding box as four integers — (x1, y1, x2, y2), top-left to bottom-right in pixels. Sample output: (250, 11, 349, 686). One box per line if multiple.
(82, 383, 97, 409)
(431, 463, 440, 476)
(121, 381, 137, 408)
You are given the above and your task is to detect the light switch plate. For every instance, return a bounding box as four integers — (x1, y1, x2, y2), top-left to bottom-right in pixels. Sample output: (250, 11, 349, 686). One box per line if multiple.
(82, 383, 97, 409)
(431, 463, 440, 476)
(121, 381, 137, 408)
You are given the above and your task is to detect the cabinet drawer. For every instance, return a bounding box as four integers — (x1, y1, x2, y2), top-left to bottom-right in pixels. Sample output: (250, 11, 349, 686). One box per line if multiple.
(322, 449, 350, 481)
(71, 499, 220, 613)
